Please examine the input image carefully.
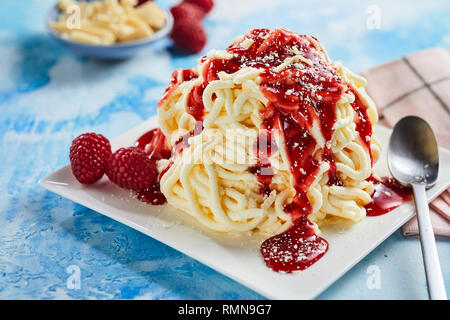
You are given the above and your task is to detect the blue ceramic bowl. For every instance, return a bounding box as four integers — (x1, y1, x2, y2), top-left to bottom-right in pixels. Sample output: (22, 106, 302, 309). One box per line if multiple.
(46, 3, 173, 59)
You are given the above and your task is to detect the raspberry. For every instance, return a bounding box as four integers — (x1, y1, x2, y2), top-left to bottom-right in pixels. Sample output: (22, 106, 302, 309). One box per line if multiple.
(185, 0, 214, 13)
(170, 2, 205, 21)
(170, 18, 207, 53)
(70, 133, 112, 184)
(106, 147, 157, 191)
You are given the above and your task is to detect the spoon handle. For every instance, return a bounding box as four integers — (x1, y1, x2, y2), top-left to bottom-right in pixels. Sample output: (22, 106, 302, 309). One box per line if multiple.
(412, 183, 447, 300)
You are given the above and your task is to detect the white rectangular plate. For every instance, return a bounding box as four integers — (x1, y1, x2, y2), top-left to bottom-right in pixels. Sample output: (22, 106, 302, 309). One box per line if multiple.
(39, 118, 450, 300)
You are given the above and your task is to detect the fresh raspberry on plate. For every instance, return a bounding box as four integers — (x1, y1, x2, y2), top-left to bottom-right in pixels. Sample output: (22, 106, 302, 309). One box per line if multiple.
(106, 147, 157, 191)
(185, 0, 214, 13)
(170, 2, 205, 21)
(69, 133, 112, 184)
(170, 18, 207, 53)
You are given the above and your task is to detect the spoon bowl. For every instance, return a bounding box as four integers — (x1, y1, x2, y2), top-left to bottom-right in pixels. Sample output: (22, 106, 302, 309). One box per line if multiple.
(388, 116, 439, 187)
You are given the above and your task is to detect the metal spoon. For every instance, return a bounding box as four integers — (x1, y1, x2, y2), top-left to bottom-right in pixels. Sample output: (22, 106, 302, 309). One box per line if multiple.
(388, 116, 447, 300)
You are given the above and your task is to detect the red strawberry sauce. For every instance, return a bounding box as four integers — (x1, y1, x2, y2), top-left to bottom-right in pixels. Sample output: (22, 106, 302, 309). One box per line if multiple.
(137, 29, 412, 273)
(134, 128, 171, 205)
(365, 177, 412, 216)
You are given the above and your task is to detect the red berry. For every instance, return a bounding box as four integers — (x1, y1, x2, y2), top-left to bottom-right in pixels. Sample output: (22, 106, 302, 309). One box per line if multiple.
(170, 19, 207, 53)
(170, 2, 205, 21)
(106, 147, 157, 191)
(184, 0, 214, 13)
(70, 133, 112, 184)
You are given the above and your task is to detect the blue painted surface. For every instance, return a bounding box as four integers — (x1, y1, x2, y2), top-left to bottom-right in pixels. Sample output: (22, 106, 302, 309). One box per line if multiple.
(0, 0, 449, 299)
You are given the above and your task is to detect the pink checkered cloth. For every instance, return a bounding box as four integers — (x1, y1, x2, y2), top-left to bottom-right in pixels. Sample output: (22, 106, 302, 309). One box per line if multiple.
(361, 48, 450, 237)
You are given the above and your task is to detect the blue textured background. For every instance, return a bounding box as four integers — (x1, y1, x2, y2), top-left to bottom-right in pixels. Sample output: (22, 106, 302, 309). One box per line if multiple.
(0, 0, 449, 299)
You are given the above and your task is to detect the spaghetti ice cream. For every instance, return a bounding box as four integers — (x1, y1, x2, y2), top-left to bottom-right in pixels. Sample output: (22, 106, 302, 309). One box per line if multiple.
(139, 28, 382, 272)
(154, 28, 379, 228)
(69, 28, 413, 273)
